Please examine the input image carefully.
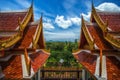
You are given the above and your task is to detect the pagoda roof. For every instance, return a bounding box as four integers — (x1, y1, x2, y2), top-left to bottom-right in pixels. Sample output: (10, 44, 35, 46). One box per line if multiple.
(73, 50, 97, 79)
(86, 23, 113, 49)
(0, 10, 28, 30)
(0, 10, 28, 13)
(30, 50, 50, 73)
(91, 5, 120, 48)
(81, 18, 113, 50)
(0, 1, 50, 79)
(96, 9, 120, 32)
(74, 5, 120, 79)
(15, 24, 37, 48)
(0, 36, 11, 41)
(106, 56, 120, 80)
(0, 55, 22, 79)
(96, 9, 120, 13)
(0, 49, 49, 79)
(73, 50, 120, 80)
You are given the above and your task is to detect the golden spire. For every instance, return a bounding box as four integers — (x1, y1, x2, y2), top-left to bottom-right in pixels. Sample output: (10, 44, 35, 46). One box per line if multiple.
(40, 13, 46, 49)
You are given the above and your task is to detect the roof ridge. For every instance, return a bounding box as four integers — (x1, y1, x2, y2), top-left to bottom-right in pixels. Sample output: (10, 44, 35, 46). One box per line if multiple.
(96, 9, 120, 13)
(0, 9, 28, 13)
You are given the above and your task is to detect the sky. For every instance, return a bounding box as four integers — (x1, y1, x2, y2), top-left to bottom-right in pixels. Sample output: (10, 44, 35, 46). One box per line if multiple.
(0, 0, 120, 41)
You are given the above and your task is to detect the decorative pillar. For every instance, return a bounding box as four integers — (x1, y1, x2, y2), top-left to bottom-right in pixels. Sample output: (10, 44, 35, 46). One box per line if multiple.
(38, 69, 40, 80)
(82, 69, 86, 80)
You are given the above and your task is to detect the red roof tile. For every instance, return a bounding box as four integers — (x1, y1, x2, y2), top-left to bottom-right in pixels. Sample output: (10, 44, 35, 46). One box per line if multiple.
(73, 51, 97, 74)
(106, 56, 120, 80)
(86, 24, 113, 49)
(30, 50, 49, 73)
(98, 12, 120, 32)
(0, 36, 10, 41)
(0, 12, 27, 30)
(15, 25, 37, 48)
(0, 55, 22, 79)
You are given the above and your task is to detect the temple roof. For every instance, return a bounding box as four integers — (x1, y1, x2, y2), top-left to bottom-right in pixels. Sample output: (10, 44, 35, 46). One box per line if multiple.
(0, 50, 49, 79)
(0, 10, 28, 30)
(106, 56, 120, 80)
(73, 5, 120, 80)
(73, 51, 97, 75)
(0, 4, 49, 79)
(86, 23, 113, 49)
(30, 50, 50, 73)
(73, 50, 120, 80)
(96, 10, 120, 32)
(14, 24, 37, 48)
(0, 55, 22, 79)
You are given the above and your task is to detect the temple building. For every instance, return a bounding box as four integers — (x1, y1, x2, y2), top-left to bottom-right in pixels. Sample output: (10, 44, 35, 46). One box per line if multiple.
(73, 3, 120, 80)
(0, 3, 50, 80)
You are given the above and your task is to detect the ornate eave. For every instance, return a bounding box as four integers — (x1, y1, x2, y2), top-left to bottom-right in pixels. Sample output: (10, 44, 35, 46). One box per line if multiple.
(91, 4, 120, 49)
(32, 16, 45, 49)
(0, 4, 34, 51)
(81, 16, 94, 50)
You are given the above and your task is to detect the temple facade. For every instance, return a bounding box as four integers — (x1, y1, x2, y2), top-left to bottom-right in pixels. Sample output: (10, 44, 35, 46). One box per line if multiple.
(0, 3, 50, 80)
(73, 4, 120, 80)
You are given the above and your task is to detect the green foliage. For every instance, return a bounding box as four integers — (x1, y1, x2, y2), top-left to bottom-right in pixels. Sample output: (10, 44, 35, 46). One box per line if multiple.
(45, 41, 79, 67)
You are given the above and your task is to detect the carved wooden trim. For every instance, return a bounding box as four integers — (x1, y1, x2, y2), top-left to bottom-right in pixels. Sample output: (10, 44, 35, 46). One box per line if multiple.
(32, 17, 42, 48)
(92, 5, 120, 48)
(105, 33, 120, 48)
(92, 6, 106, 32)
(0, 6, 33, 50)
(82, 17, 94, 49)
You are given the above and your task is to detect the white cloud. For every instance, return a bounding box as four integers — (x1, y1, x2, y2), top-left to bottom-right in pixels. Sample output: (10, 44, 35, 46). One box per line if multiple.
(70, 17, 81, 26)
(55, 15, 81, 29)
(96, 2, 120, 12)
(81, 3, 120, 21)
(81, 12, 91, 21)
(55, 15, 72, 29)
(44, 31, 78, 41)
(43, 23, 54, 30)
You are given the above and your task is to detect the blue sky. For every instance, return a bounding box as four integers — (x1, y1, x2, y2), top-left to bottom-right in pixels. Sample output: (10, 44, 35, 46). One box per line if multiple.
(0, 0, 120, 41)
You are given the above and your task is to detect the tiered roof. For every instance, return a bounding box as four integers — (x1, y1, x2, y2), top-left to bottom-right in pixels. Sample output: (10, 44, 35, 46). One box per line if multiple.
(98, 11, 120, 32)
(0, 3, 50, 80)
(0, 11, 27, 30)
(73, 4, 120, 80)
